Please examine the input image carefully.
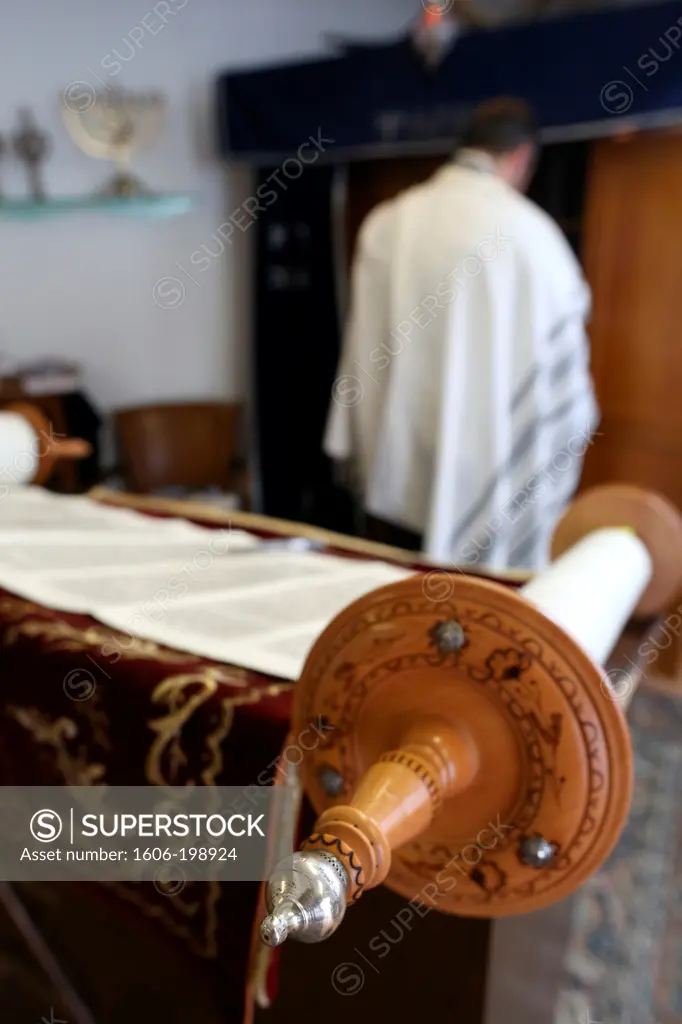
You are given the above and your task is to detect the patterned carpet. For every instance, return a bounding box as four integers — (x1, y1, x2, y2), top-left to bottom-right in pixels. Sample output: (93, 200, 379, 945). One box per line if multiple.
(556, 687, 682, 1024)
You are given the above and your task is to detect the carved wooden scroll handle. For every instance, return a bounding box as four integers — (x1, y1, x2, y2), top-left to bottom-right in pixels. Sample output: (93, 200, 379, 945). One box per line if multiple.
(6, 401, 91, 485)
(261, 485, 682, 946)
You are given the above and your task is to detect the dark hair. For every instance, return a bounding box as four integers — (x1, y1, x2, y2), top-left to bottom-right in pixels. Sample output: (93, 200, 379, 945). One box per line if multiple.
(459, 98, 538, 155)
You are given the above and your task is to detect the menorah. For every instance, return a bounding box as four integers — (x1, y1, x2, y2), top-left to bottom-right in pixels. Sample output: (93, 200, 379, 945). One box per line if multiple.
(61, 87, 165, 198)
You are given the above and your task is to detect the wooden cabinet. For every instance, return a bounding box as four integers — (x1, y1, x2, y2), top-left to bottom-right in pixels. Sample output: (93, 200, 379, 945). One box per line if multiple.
(581, 131, 682, 508)
(579, 131, 682, 680)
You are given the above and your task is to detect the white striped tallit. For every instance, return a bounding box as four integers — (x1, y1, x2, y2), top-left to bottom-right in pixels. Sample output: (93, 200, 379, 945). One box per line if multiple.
(324, 158, 599, 571)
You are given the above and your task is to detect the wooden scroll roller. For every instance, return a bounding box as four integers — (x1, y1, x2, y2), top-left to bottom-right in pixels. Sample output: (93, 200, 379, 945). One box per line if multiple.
(0, 403, 91, 487)
(261, 484, 682, 947)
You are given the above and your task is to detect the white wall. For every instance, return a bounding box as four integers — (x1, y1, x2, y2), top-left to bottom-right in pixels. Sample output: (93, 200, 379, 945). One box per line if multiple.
(0, 0, 416, 426)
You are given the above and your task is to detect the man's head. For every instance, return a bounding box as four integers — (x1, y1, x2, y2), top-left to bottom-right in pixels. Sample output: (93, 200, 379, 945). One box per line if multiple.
(458, 98, 539, 191)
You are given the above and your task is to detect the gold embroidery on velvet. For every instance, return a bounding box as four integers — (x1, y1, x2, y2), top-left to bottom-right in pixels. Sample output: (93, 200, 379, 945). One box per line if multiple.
(145, 671, 293, 787)
(1, 597, 293, 965)
(7, 707, 106, 786)
(2, 615, 186, 664)
(80, 693, 113, 754)
(141, 670, 274, 958)
(0, 597, 44, 621)
(146, 670, 227, 787)
(139, 673, 293, 958)
(204, 698, 235, 786)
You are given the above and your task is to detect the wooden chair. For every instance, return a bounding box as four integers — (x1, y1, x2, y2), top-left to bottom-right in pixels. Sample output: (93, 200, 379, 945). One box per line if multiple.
(114, 402, 242, 496)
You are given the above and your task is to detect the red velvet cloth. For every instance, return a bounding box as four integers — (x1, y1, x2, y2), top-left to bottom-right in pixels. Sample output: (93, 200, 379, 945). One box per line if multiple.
(0, 506, 523, 1020)
(0, 586, 293, 1018)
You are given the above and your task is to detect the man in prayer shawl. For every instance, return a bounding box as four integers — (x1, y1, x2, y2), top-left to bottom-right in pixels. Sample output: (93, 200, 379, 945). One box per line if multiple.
(324, 98, 599, 572)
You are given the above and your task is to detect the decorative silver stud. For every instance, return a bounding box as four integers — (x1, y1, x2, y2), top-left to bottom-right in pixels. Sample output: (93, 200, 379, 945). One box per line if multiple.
(317, 765, 345, 798)
(431, 619, 466, 653)
(519, 834, 557, 868)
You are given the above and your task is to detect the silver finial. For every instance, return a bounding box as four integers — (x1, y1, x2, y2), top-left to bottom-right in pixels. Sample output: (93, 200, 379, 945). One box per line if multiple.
(260, 850, 348, 947)
(519, 834, 556, 868)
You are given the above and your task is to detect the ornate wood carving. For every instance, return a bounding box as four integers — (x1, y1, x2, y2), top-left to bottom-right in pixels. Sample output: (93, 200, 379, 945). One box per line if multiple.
(293, 573, 632, 917)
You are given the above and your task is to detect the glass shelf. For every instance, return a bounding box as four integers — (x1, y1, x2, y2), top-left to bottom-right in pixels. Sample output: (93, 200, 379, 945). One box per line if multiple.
(0, 194, 195, 220)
